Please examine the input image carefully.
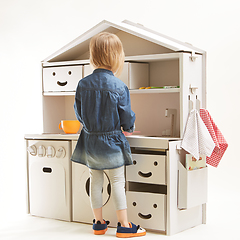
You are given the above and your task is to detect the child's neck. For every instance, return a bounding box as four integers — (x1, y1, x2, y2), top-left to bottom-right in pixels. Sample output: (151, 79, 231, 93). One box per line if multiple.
(97, 66, 112, 71)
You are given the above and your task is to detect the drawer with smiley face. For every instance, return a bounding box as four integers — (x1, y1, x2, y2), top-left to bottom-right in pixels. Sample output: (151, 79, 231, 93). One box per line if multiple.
(126, 191, 166, 231)
(126, 154, 166, 185)
(43, 65, 83, 93)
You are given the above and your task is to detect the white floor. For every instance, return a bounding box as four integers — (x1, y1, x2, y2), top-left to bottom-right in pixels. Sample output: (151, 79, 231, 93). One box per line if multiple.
(0, 213, 237, 240)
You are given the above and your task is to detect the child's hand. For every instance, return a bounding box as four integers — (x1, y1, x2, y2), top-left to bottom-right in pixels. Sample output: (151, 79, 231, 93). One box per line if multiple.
(123, 132, 133, 136)
(123, 131, 140, 136)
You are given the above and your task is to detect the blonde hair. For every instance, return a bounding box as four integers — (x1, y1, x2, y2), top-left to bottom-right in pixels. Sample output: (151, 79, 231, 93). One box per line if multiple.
(89, 32, 125, 77)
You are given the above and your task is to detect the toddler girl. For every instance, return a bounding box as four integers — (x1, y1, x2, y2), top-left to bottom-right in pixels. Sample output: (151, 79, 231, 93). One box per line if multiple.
(71, 32, 146, 238)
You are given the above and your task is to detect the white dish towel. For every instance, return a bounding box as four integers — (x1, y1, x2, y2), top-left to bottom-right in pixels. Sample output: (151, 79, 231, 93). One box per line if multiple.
(181, 109, 215, 160)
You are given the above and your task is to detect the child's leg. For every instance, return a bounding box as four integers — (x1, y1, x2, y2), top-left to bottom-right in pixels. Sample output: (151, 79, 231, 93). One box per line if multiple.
(116, 209, 129, 227)
(92, 207, 104, 224)
(108, 166, 129, 227)
(89, 168, 104, 224)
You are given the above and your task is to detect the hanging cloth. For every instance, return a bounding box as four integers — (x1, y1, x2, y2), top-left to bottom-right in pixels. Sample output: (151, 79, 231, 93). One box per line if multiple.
(181, 109, 215, 160)
(199, 109, 228, 167)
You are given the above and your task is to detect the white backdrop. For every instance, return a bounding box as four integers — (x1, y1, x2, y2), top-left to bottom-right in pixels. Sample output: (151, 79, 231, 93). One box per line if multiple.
(0, 0, 239, 237)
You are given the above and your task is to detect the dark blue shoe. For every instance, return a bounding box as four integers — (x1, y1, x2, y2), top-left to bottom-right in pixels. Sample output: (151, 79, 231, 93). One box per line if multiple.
(116, 222, 146, 238)
(92, 219, 109, 235)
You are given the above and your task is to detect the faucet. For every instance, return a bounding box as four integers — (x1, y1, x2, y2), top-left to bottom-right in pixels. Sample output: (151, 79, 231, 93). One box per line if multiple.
(165, 108, 177, 137)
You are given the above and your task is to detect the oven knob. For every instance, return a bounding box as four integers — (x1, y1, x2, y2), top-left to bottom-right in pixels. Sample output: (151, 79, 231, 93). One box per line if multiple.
(38, 145, 46, 157)
(47, 146, 55, 158)
(56, 147, 66, 158)
(27, 145, 37, 156)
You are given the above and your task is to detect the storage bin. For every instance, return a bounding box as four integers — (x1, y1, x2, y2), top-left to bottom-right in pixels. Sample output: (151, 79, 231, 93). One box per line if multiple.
(178, 161, 207, 209)
(43, 65, 83, 92)
(126, 191, 166, 231)
(83, 64, 93, 77)
(119, 62, 149, 89)
(126, 154, 166, 185)
(84, 62, 149, 90)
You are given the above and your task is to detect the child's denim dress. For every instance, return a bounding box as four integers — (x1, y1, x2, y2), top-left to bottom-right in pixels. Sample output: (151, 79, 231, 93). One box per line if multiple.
(71, 68, 136, 170)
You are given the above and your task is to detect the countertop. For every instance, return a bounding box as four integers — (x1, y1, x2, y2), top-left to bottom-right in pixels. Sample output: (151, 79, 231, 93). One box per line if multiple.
(24, 133, 181, 150)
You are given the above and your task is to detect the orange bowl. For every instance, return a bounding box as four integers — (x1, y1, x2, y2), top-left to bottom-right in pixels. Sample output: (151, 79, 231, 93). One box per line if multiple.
(59, 120, 81, 134)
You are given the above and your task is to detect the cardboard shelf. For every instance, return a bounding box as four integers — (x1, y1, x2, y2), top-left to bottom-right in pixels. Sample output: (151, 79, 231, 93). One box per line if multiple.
(130, 88, 180, 94)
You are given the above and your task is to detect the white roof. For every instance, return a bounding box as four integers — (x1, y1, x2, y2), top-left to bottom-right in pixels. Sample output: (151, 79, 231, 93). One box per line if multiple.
(43, 20, 205, 63)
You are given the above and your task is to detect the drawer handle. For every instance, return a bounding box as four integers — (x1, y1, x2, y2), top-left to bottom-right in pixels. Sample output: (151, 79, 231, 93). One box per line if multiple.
(138, 213, 152, 220)
(138, 171, 152, 178)
(57, 81, 68, 86)
(43, 167, 52, 173)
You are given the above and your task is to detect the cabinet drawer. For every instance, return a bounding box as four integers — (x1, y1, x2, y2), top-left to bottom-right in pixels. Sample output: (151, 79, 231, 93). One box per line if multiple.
(126, 154, 166, 185)
(126, 191, 166, 231)
(83, 64, 93, 77)
(43, 65, 83, 92)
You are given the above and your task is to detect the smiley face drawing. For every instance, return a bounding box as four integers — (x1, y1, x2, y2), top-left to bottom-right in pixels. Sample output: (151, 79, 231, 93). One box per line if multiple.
(43, 65, 83, 92)
(126, 154, 166, 185)
(126, 191, 166, 231)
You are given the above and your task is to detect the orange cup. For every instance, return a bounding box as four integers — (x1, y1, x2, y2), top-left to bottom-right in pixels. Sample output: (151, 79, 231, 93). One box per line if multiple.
(59, 120, 81, 134)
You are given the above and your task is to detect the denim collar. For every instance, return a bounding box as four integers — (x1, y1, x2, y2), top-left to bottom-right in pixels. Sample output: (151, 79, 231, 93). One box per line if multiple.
(93, 68, 114, 76)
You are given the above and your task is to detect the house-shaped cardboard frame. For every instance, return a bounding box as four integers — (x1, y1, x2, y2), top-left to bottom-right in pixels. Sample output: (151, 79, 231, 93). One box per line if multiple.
(25, 20, 209, 236)
(42, 19, 206, 138)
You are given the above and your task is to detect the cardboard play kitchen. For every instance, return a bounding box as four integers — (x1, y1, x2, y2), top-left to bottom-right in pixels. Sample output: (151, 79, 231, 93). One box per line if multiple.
(25, 20, 209, 235)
